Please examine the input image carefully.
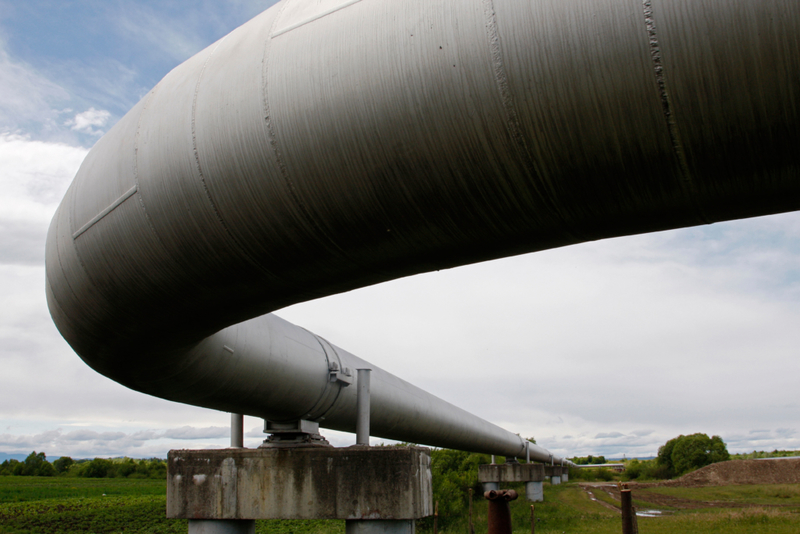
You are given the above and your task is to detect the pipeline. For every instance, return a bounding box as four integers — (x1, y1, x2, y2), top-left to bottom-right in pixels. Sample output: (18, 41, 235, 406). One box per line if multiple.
(46, 0, 799, 458)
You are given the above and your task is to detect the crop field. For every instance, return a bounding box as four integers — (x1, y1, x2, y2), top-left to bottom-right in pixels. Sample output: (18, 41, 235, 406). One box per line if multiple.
(2, 477, 799, 533)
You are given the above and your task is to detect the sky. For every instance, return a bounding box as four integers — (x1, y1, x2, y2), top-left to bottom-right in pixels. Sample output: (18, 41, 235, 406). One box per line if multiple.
(1, 0, 798, 461)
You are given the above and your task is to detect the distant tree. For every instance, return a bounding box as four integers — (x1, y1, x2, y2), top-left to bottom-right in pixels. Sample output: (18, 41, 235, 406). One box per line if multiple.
(22, 451, 55, 477)
(81, 458, 113, 478)
(657, 436, 680, 474)
(0, 460, 12, 476)
(53, 456, 74, 474)
(657, 433, 730, 477)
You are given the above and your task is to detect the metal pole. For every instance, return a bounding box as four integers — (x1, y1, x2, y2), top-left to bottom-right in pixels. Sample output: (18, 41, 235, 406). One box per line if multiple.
(620, 488, 634, 534)
(356, 369, 371, 446)
(231, 413, 244, 448)
(526, 442, 530, 463)
(530, 504, 535, 534)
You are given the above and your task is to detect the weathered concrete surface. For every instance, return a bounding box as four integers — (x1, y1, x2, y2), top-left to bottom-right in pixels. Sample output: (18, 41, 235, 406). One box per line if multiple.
(544, 466, 563, 478)
(478, 463, 545, 483)
(188, 519, 255, 534)
(168, 447, 432, 520)
(345, 519, 415, 534)
(525, 481, 543, 502)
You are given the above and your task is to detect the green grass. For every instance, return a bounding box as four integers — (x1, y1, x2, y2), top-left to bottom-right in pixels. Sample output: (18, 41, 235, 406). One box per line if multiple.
(0, 476, 165, 502)
(0, 477, 344, 534)
(3, 477, 800, 534)
(635, 508, 800, 534)
(0, 495, 184, 534)
(638, 484, 800, 507)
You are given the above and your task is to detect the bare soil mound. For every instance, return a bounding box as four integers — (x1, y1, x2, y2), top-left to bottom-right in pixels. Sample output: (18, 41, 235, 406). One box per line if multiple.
(654, 458, 800, 487)
(673, 458, 800, 487)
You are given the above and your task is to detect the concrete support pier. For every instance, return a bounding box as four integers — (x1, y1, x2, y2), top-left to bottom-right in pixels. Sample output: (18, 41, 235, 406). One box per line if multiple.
(524, 481, 543, 502)
(545, 466, 563, 486)
(168, 447, 432, 533)
(478, 463, 545, 502)
(188, 520, 255, 534)
(346, 519, 415, 534)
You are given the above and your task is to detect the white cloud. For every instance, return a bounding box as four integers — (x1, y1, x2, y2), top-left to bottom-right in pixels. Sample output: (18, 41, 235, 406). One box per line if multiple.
(0, 41, 71, 134)
(162, 426, 229, 440)
(0, 134, 87, 264)
(65, 107, 110, 136)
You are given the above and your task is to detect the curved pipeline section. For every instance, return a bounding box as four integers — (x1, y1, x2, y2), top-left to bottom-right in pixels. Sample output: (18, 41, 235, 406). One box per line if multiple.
(46, 0, 799, 460)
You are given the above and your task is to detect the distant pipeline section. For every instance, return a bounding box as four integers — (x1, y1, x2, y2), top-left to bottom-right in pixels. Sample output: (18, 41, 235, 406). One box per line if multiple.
(46, 0, 799, 458)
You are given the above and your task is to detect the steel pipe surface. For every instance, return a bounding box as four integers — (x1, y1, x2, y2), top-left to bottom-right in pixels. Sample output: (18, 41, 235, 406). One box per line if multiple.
(47, 0, 799, 459)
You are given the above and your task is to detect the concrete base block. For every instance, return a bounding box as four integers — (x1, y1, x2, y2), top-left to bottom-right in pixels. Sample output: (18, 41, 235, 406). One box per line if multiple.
(482, 482, 499, 493)
(188, 519, 255, 534)
(525, 481, 543, 502)
(551, 475, 561, 485)
(562, 472, 569, 482)
(479, 463, 544, 484)
(346, 519, 415, 534)
(168, 447, 431, 520)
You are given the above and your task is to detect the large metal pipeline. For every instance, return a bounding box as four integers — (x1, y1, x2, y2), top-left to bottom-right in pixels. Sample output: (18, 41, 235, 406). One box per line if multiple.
(46, 0, 799, 459)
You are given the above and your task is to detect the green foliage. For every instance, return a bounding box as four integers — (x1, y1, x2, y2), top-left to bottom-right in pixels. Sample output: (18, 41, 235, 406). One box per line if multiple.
(421, 448, 492, 531)
(570, 455, 607, 465)
(0, 452, 167, 480)
(53, 457, 74, 474)
(731, 449, 800, 460)
(620, 458, 671, 481)
(568, 467, 616, 482)
(657, 433, 730, 477)
(14, 452, 56, 477)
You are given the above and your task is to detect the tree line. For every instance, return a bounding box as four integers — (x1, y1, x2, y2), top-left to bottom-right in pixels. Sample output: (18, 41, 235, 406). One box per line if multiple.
(0, 451, 167, 479)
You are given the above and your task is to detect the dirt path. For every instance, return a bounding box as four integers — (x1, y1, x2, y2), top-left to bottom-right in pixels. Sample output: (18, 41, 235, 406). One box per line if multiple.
(579, 484, 620, 513)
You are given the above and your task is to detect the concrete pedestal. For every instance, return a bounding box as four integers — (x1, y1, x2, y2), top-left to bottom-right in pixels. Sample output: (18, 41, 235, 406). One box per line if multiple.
(550, 475, 561, 485)
(478, 463, 545, 502)
(524, 481, 543, 502)
(168, 447, 431, 527)
(482, 482, 499, 493)
(346, 519, 415, 534)
(188, 520, 255, 534)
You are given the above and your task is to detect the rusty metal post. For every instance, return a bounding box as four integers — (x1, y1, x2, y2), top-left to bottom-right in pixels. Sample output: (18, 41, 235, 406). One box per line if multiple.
(530, 504, 535, 534)
(485, 489, 518, 534)
(620, 488, 634, 534)
(433, 501, 438, 534)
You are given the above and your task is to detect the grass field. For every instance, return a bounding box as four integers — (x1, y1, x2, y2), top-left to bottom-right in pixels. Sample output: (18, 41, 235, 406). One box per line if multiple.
(2, 477, 799, 533)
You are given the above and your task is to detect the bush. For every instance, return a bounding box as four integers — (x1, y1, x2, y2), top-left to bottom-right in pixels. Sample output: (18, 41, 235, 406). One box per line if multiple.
(53, 456, 74, 474)
(414, 448, 493, 532)
(621, 458, 671, 481)
(657, 433, 730, 477)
